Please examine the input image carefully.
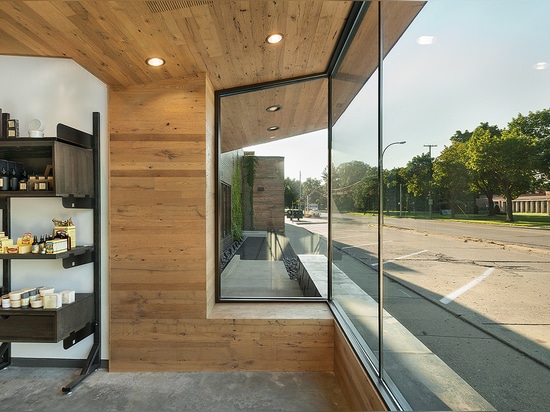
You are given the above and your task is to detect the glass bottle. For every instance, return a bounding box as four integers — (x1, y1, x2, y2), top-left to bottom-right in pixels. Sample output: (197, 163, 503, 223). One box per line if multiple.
(0, 167, 8, 191)
(32, 236, 39, 254)
(9, 168, 18, 191)
(39, 235, 45, 254)
(19, 169, 29, 191)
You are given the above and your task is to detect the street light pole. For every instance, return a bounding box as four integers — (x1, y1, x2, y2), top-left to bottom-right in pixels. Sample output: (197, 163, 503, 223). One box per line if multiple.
(424, 144, 437, 219)
(380, 141, 406, 224)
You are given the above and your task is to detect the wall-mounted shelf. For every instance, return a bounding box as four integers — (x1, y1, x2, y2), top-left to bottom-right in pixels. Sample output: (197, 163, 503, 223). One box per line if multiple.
(0, 246, 93, 268)
(0, 112, 101, 394)
(0, 293, 93, 343)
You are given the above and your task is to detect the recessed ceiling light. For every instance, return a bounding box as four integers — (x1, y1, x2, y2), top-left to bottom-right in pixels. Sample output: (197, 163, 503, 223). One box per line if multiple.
(266, 33, 284, 44)
(266, 105, 282, 112)
(146, 57, 165, 67)
(416, 35, 436, 45)
(533, 61, 549, 70)
(267, 126, 279, 132)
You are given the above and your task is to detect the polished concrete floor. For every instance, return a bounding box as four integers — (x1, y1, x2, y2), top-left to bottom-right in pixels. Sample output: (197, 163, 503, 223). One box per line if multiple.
(0, 367, 350, 411)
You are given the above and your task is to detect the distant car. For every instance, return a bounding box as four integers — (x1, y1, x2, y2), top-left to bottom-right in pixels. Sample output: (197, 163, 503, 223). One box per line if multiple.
(305, 204, 320, 217)
(286, 209, 304, 221)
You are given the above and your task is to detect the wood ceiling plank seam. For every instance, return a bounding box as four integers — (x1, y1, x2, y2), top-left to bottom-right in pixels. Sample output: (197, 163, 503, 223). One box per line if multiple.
(210, 2, 256, 86)
(70, 1, 176, 85)
(103, 2, 203, 84)
(293, 80, 326, 130)
(0, 2, 71, 58)
(0, 12, 60, 57)
(278, 2, 323, 79)
(314, 2, 354, 72)
(134, 2, 210, 80)
(188, 3, 224, 58)
(248, 0, 286, 82)
(302, 2, 345, 73)
(107, 2, 196, 83)
(277, 1, 302, 83)
(298, 1, 326, 69)
(105, 8, 181, 83)
(62, 1, 155, 86)
(21, 1, 132, 87)
(171, 7, 223, 83)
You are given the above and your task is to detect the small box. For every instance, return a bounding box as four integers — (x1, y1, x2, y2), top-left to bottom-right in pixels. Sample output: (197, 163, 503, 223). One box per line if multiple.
(43, 293, 62, 309)
(46, 238, 67, 254)
(7, 128, 19, 137)
(0, 238, 15, 253)
(7, 119, 18, 129)
(61, 290, 75, 304)
(18, 244, 31, 254)
(32, 177, 49, 191)
(54, 225, 76, 248)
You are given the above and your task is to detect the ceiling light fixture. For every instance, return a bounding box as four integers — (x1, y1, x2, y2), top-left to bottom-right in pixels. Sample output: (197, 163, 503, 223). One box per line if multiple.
(146, 57, 165, 67)
(267, 126, 279, 132)
(266, 33, 284, 44)
(266, 105, 282, 112)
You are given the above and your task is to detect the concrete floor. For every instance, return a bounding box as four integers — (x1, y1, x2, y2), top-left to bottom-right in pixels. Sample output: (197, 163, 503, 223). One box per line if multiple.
(0, 367, 350, 411)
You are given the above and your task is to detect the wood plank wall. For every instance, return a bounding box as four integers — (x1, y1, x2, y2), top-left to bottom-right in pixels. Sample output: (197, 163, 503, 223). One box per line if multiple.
(334, 323, 387, 411)
(108, 74, 336, 373)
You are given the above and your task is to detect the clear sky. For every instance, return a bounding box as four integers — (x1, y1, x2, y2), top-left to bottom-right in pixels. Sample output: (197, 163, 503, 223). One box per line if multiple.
(244, 0, 550, 181)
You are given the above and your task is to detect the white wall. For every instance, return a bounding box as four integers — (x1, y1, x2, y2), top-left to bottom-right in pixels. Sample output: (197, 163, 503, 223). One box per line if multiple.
(0, 56, 109, 360)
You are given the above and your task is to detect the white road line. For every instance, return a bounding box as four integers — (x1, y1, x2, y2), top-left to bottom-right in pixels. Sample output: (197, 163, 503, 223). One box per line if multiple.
(371, 249, 429, 267)
(440, 267, 495, 305)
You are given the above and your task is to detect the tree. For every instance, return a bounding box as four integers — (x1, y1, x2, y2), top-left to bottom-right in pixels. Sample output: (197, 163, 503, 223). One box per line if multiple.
(450, 129, 472, 143)
(433, 142, 471, 217)
(385, 167, 406, 213)
(507, 108, 550, 188)
(332, 160, 372, 212)
(466, 126, 537, 222)
(402, 153, 433, 211)
(301, 177, 326, 210)
(351, 166, 378, 213)
(284, 177, 300, 209)
(457, 123, 501, 216)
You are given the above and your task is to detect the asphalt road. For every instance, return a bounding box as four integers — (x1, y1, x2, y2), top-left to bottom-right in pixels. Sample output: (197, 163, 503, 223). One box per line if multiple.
(290, 214, 550, 411)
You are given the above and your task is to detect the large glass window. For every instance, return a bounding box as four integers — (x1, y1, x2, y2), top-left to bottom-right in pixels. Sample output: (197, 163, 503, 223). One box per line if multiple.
(330, 1, 550, 410)
(217, 1, 549, 409)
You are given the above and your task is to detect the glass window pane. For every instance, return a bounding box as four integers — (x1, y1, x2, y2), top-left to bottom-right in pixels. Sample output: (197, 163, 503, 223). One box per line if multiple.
(219, 79, 328, 299)
(330, 1, 381, 367)
(382, 1, 550, 410)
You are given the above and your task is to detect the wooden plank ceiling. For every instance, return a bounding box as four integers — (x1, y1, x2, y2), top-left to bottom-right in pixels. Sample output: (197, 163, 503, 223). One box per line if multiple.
(0, 1, 423, 152)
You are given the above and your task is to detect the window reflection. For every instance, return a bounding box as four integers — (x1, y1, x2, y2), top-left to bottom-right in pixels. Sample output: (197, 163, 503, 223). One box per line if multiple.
(218, 80, 328, 300)
(217, 0, 550, 409)
(332, 1, 550, 410)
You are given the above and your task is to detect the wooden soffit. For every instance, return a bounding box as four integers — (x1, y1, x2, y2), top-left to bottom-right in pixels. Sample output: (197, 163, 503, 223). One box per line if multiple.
(0, 1, 424, 151)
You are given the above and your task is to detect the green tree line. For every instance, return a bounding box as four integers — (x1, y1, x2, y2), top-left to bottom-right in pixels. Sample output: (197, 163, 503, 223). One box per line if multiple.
(287, 108, 549, 222)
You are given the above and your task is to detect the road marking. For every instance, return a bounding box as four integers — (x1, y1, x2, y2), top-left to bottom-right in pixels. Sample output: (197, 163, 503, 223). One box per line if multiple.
(371, 249, 429, 267)
(399, 289, 412, 297)
(440, 267, 495, 305)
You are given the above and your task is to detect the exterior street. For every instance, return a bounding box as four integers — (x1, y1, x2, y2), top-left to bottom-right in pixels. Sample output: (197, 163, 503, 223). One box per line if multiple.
(288, 214, 550, 411)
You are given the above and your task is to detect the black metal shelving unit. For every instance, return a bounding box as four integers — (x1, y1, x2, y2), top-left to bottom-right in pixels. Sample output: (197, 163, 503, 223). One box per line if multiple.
(0, 112, 101, 393)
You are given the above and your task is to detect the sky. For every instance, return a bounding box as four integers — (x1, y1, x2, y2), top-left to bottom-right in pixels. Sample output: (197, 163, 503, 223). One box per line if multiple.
(244, 0, 550, 182)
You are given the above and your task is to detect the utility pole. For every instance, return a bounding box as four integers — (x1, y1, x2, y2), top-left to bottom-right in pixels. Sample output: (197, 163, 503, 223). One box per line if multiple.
(299, 170, 302, 210)
(424, 144, 437, 219)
